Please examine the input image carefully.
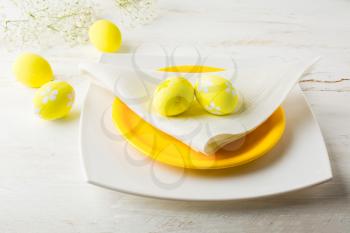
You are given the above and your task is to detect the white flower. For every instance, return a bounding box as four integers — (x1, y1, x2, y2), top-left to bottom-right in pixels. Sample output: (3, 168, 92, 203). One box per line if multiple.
(114, 0, 157, 28)
(198, 79, 212, 93)
(42, 89, 59, 104)
(39, 86, 52, 96)
(50, 90, 58, 100)
(207, 101, 221, 113)
(203, 79, 213, 86)
(42, 97, 49, 104)
(1, 0, 97, 50)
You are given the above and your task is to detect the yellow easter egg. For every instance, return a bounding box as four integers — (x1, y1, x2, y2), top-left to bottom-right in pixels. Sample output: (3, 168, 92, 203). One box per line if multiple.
(195, 75, 243, 115)
(89, 19, 122, 53)
(153, 77, 194, 116)
(13, 53, 53, 88)
(33, 81, 75, 120)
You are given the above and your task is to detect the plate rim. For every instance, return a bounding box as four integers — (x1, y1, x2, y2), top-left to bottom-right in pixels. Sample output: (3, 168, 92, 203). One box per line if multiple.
(79, 83, 332, 201)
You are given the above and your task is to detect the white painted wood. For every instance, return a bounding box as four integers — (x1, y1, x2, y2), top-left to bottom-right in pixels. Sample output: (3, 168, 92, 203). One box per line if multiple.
(0, 0, 349, 232)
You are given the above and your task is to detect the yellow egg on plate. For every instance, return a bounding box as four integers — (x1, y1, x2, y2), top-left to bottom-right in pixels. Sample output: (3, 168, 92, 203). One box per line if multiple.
(153, 77, 194, 116)
(89, 19, 122, 53)
(13, 53, 53, 88)
(195, 75, 243, 115)
(33, 81, 75, 120)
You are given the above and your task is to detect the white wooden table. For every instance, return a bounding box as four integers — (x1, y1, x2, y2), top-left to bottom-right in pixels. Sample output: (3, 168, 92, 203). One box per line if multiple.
(0, 0, 349, 232)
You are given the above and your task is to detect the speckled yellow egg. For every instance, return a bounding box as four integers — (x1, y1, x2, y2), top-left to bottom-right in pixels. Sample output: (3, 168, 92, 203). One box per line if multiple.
(153, 77, 194, 116)
(89, 19, 122, 53)
(195, 75, 243, 115)
(13, 53, 53, 88)
(33, 81, 75, 120)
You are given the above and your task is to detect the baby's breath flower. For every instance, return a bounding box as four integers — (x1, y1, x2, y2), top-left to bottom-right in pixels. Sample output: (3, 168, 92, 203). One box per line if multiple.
(114, 0, 157, 28)
(0, 0, 97, 50)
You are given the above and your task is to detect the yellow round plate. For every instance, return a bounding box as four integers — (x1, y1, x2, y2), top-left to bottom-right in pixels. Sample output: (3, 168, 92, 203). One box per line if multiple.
(112, 99, 285, 170)
(111, 65, 286, 170)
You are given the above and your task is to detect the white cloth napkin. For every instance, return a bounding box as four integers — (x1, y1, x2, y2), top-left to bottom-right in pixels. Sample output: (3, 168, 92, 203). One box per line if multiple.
(80, 56, 318, 155)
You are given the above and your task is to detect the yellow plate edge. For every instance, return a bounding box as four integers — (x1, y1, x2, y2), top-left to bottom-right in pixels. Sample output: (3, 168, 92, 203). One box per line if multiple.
(112, 99, 286, 170)
(111, 65, 286, 170)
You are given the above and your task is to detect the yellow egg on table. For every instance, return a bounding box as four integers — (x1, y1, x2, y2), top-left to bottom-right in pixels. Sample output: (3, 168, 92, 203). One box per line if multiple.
(153, 77, 194, 116)
(89, 19, 122, 53)
(33, 81, 75, 120)
(195, 75, 243, 115)
(13, 53, 53, 88)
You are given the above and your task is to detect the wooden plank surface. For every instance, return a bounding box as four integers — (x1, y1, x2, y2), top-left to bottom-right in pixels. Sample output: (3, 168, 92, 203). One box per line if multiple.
(0, 0, 349, 232)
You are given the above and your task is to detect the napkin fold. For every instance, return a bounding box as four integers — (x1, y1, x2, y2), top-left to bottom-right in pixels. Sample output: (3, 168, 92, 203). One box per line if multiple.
(80, 56, 318, 155)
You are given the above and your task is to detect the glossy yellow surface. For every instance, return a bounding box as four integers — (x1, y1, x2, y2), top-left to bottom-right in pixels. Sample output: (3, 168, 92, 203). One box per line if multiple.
(33, 81, 75, 120)
(111, 65, 286, 170)
(153, 77, 194, 116)
(89, 19, 122, 53)
(158, 65, 225, 73)
(195, 75, 242, 115)
(13, 53, 53, 88)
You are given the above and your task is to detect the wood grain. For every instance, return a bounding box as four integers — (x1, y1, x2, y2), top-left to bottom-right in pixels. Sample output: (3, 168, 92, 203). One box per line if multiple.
(0, 0, 349, 232)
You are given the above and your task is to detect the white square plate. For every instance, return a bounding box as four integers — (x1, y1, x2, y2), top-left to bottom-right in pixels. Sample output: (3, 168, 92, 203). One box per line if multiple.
(80, 82, 332, 201)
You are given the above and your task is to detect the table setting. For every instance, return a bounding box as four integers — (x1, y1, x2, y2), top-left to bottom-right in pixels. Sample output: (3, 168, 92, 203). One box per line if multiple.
(0, 0, 349, 232)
